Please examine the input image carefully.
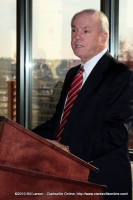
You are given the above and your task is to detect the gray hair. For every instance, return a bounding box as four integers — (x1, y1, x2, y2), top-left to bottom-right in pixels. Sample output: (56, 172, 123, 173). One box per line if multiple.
(71, 9, 109, 34)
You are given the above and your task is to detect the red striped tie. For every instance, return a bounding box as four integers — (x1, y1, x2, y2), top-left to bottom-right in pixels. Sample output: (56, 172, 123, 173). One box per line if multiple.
(56, 66, 84, 142)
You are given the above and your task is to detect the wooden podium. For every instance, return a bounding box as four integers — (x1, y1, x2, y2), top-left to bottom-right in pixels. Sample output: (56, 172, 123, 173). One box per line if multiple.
(0, 116, 106, 200)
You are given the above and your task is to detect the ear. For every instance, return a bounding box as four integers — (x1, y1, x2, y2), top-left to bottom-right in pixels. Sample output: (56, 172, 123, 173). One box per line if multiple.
(100, 32, 109, 44)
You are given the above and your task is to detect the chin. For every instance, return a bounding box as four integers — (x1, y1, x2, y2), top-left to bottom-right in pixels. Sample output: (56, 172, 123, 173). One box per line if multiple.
(73, 52, 83, 59)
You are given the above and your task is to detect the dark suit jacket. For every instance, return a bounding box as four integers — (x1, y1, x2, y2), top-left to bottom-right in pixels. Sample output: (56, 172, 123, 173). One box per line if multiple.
(33, 52, 133, 199)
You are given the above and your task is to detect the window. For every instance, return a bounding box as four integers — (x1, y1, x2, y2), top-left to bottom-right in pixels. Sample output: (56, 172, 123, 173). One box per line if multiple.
(0, 0, 16, 121)
(118, 0, 133, 154)
(32, 0, 100, 128)
(118, 0, 133, 70)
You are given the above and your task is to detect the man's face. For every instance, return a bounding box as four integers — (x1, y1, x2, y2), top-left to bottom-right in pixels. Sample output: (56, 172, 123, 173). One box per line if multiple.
(71, 13, 107, 63)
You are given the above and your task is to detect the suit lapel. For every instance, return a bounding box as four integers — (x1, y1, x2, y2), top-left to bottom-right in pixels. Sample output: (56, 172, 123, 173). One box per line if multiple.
(69, 52, 113, 109)
(83, 52, 112, 93)
(59, 65, 81, 108)
(53, 65, 81, 135)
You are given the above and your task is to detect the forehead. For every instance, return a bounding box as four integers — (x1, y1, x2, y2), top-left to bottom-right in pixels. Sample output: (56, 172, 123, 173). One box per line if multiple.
(72, 13, 99, 27)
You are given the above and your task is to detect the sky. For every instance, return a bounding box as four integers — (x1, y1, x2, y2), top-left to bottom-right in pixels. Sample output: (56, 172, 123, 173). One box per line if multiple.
(0, 0, 133, 59)
(0, 0, 16, 58)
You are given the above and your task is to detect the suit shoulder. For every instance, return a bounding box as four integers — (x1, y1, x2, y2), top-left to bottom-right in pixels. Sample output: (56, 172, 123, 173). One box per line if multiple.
(66, 64, 80, 77)
(108, 58, 133, 77)
(68, 64, 80, 72)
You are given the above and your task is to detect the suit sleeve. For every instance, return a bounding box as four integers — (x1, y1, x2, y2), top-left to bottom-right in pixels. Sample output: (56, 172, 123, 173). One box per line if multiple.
(83, 68, 133, 161)
(31, 117, 54, 139)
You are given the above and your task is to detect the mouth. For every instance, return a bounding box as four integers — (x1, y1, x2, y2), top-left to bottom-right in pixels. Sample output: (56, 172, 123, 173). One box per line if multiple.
(75, 45, 84, 48)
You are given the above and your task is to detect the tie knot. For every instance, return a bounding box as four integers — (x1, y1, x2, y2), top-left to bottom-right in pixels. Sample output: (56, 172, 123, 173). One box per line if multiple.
(79, 66, 84, 74)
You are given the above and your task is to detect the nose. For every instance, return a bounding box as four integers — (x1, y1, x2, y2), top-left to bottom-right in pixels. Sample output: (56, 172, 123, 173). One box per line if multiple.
(75, 31, 82, 39)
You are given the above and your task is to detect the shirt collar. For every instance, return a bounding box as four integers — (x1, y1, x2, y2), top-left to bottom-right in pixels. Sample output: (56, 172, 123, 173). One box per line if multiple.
(81, 48, 107, 77)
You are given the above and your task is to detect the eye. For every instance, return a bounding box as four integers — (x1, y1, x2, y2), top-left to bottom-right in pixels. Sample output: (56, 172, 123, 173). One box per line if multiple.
(71, 28, 76, 33)
(84, 30, 90, 33)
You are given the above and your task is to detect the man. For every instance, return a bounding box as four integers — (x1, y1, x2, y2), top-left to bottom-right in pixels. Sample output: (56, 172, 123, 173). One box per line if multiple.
(33, 9, 133, 199)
